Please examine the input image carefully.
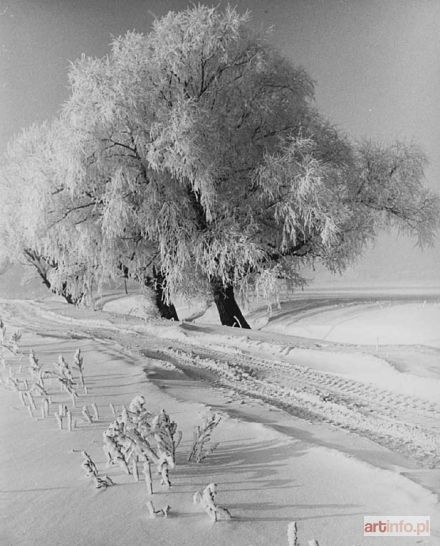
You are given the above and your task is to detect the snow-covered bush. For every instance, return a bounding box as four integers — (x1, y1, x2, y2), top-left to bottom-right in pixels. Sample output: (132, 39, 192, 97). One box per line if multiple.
(193, 483, 231, 522)
(103, 396, 181, 491)
(188, 413, 221, 463)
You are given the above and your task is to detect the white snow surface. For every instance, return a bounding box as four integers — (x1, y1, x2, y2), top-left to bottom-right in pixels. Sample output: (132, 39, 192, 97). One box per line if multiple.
(260, 300, 440, 347)
(1, 293, 440, 545)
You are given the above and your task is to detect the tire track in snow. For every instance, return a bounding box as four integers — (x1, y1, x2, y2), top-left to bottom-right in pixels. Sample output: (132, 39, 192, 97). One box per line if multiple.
(160, 346, 440, 468)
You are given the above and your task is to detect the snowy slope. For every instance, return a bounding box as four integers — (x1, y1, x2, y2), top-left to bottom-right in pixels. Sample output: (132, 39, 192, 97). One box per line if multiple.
(1, 296, 440, 545)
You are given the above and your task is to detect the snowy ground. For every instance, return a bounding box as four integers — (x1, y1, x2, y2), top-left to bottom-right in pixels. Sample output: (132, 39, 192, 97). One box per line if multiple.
(1, 291, 439, 545)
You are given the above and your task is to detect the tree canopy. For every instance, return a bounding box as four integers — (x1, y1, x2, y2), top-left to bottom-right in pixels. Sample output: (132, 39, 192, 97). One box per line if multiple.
(0, 5, 438, 326)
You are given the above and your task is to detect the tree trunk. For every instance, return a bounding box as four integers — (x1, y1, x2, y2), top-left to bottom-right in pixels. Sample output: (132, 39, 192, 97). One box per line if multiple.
(145, 268, 179, 321)
(60, 281, 82, 305)
(210, 278, 250, 328)
(23, 249, 82, 305)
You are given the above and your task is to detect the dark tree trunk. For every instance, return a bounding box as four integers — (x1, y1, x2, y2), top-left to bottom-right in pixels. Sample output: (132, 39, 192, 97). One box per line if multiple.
(60, 281, 82, 305)
(23, 249, 82, 305)
(145, 267, 179, 321)
(210, 278, 251, 328)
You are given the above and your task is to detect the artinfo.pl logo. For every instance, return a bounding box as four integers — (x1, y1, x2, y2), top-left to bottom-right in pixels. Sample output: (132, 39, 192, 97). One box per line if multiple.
(364, 516, 430, 537)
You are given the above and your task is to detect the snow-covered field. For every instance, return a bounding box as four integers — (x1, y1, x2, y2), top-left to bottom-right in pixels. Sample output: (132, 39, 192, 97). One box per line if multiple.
(1, 291, 439, 545)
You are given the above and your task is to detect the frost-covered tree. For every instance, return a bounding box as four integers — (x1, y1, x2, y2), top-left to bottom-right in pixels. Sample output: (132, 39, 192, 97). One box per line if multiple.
(57, 5, 438, 327)
(0, 121, 89, 304)
(2, 6, 438, 327)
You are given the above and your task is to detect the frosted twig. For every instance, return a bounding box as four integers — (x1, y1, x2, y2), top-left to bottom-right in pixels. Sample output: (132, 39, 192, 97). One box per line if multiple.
(73, 348, 87, 393)
(91, 403, 99, 421)
(188, 413, 221, 463)
(55, 412, 63, 430)
(57, 355, 73, 381)
(66, 408, 72, 431)
(32, 382, 48, 397)
(131, 456, 139, 482)
(93, 475, 115, 489)
(143, 460, 153, 495)
(29, 350, 40, 376)
(158, 457, 171, 488)
(7, 377, 19, 391)
(287, 522, 298, 546)
(42, 398, 50, 418)
(103, 428, 130, 474)
(82, 405, 93, 424)
(80, 450, 98, 478)
(26, 391, 36, 410)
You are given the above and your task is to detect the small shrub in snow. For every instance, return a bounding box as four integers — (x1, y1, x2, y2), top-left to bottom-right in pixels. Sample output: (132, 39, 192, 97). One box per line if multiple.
(193, 483, 231, 522)
(146, 500, 171, 519)
(188, 413, 221, 463)
(103, 397, 181, 491)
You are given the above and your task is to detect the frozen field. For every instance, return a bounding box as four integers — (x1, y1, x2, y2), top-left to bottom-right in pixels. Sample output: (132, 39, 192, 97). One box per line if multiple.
(1, 291, 439, 545)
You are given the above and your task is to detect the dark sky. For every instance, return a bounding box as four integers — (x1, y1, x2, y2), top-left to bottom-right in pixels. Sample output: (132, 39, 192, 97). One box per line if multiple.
(1, 0, 439, 284)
